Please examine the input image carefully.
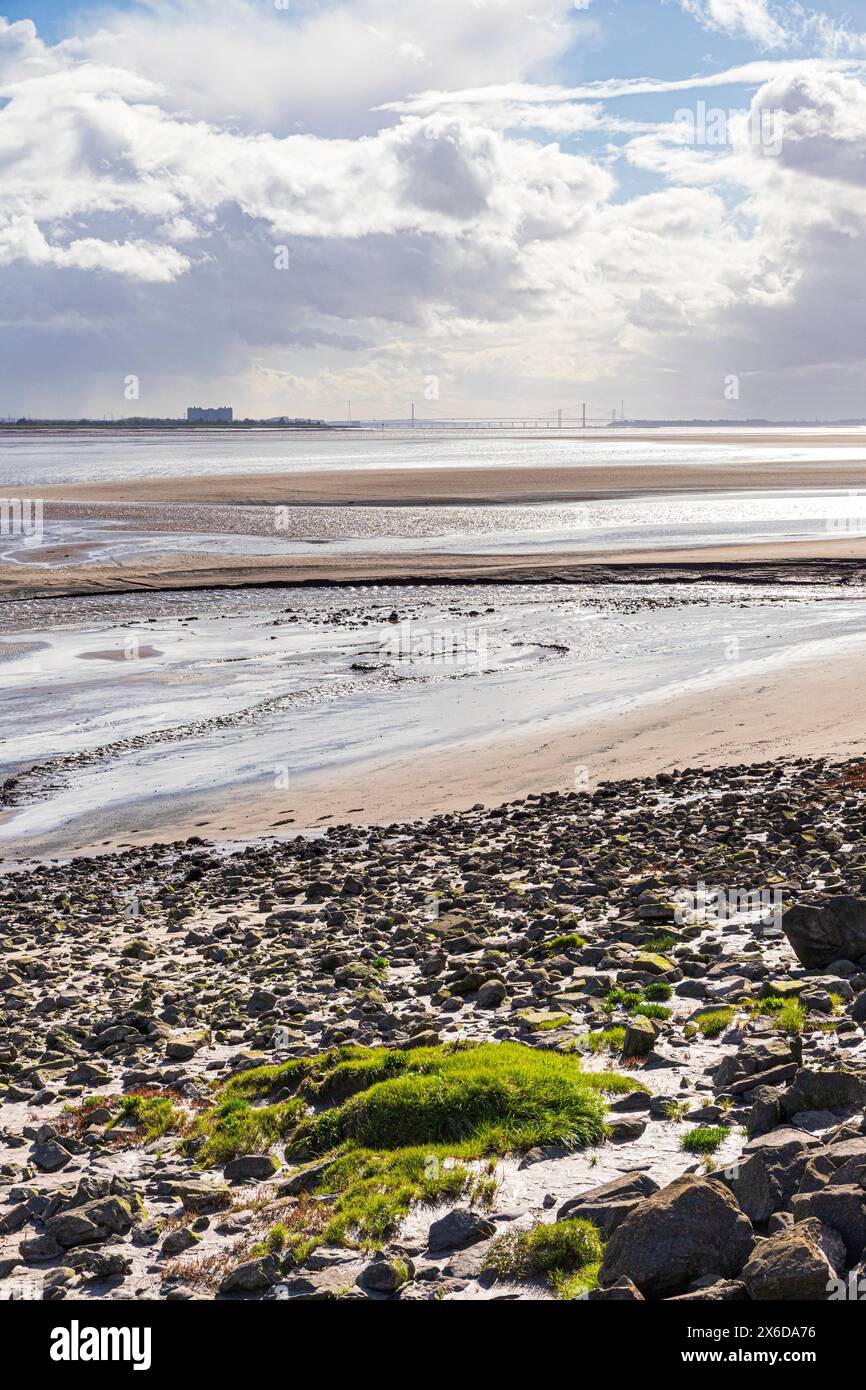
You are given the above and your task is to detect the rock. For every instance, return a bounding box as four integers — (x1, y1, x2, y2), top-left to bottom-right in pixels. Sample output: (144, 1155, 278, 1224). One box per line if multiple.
(586, 1277, 644, 1301)
(278, 1160, 332, 1197)
(557, 1171, 660, 1238)
(270, 1276, 337, 1301)
(44, 1211, 102, 1250)
(476, 979, 508, 1008)
(742, 1219, 835, 1300)
(713, 1038, 798, 1090)
(45, 1196, 135, 1250)
(623, 1017, 656, 1057)
(0, 1204, 31, 1235)
(166, 1030, 208, 1060)
(725, 1129, 817, 1223)
(31, 1139, 73, 1173)
(177, 1183, 233, 1214)
(780, 1069, 866, 1118)
(160, 1228, 201, 1257)
(781, 897, 866, 970)
(223, 1154, 281, 1183)
(606, 1115, 647, 1142)
(744, 1085, 781, 1137)
(69, 1249, 132, 1279)
(356, 1255, 414, 1293)
(220, 1255, 279, 1293)
(598, 1175, 754, 1299)
(607, 1089, 652, 1113)
(669, 1279, 748, 1302)
(426, 1209, 496, 1252)
(791, 1186, 866, 1261)
(18, 1234, 63, 1262)
(634, 952, 676, 976)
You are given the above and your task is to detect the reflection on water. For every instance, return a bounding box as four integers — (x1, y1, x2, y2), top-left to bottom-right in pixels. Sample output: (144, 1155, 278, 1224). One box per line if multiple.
(2, 427, 866, 486)
(4, 489, 866, 566)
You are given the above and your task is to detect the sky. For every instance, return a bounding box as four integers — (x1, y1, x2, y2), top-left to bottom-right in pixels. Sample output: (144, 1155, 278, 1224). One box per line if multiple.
(1, 0, 866, 420)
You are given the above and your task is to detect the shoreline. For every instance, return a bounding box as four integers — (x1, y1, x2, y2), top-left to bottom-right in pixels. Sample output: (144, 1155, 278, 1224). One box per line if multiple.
(7, 626, 866, 862)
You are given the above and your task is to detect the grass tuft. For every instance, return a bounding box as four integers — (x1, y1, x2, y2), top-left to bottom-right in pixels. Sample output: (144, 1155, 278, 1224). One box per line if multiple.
(680, 1125, 728, 1155)
(693, 1007, 735, 1039)
(182, 1096, 306, 1167)
(483, 1218, 603, 1298)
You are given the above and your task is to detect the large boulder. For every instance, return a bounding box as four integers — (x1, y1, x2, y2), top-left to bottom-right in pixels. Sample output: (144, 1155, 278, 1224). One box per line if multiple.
(742, 1219, 835, 1301)
(598, 1175, 753, 1299)
(791, 1187, 866, 1261)
(725, 1129, 818, 1222)
(557, 1171, 660, 1238)
(780, 1069, 866, 1119)
(781, 897, 866, 969)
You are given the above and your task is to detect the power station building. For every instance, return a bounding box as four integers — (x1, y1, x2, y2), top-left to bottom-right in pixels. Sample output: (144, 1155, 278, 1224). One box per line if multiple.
(187, 406, 233, 423)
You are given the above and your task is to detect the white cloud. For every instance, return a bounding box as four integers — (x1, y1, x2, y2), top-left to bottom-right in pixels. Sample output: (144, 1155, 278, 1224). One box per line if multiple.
(2, 4, 866, 417)
(677, 1, 866, 55)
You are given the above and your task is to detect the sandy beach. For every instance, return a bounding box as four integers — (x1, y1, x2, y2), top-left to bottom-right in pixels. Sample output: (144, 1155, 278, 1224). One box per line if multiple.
(4, 539, 866, 600)
(7, 620, 866, 861)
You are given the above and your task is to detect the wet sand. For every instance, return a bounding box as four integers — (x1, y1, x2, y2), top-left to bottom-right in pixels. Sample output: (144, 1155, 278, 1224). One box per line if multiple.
(7, 450, 866, 507)
(9, 627, 866, 861)
(4, 538, 866, 600)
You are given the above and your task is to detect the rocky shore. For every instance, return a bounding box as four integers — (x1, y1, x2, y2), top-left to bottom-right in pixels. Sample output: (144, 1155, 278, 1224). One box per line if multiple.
(4, 753, 866, 1301)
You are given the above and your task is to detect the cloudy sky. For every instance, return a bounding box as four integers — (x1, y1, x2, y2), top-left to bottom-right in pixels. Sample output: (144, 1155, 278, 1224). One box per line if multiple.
(1, 0, 866, 421)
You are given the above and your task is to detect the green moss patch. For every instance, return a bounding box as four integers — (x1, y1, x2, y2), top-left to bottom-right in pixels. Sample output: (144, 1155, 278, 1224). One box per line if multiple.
(545, 933, 586, 953)
(194, 1042, 631, 1252)
(288, 1043, 612, 1158)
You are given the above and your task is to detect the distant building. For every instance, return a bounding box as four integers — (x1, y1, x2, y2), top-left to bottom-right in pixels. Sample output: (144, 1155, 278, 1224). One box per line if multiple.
(187, 406, 233, 423)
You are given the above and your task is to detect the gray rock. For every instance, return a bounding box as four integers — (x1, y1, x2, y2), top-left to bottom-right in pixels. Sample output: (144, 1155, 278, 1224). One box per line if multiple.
(791, 1186, 866, 1261)
(356, 1255, 414, 1293)
(219, 1255, 279, 1293)
(223, 1154, 280, 1182)
(607, 1115, 648, 1142)
(476, 980, 508, 1008)
(726, 1130, 816, 1222)
(623, 1017, 656, 1057)
(744, 1085, 781, 1138)
(598, 1175, 753, 1299)
(742, 1218, 835, 1300)
(782, 897, 866, 970)
(557, 1170, 660, 1238)
(586, 1277, 644, 1301)
(426, 1208, 496, 1252)
(160, 1228, 201, 1257)
(31, 1139, 73, 1173)
(780, 1069, 866, 1119)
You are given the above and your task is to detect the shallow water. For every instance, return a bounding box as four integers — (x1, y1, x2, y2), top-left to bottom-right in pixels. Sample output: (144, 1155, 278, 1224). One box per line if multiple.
(2, 580, 866, 852)
(4, 488, 866, 566)
(2, 426, 866, 487)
